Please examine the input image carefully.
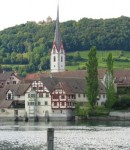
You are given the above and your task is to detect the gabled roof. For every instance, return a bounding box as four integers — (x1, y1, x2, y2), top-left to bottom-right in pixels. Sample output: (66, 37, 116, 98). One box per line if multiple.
(40, 77, 85, 93)
(40, 77, 56, 92)
(0, 83, 31, 100)
(0, 71, 14, 81)
(24, 72, 49, 82)
(53, 78, 86, 94)
(24, 69, 107, 82)
(54, 78, 106, 94)
(0, 100, 13, 108)
(16, 83, 31, 95)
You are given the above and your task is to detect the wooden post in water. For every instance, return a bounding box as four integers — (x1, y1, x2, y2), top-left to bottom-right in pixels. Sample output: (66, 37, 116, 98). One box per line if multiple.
(47, 128, 54, 150)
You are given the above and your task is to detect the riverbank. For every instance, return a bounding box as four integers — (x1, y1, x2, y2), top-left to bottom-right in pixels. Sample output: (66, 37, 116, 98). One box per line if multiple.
(1, 111, 130, 122)
(77, 111, 130, 121)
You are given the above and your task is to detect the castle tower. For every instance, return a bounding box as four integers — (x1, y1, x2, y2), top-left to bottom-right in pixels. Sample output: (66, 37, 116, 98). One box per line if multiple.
(50, 2, 65, 73)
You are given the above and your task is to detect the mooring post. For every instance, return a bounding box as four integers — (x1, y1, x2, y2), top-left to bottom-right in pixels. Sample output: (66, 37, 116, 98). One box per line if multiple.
(47, 128, 54, 150)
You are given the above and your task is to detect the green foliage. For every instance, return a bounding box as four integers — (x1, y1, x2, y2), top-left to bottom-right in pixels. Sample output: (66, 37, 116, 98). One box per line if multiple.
(1, 17, 130, 73)
(117, 87, 130, 95)
(113, 94, 130, 110)
(75, 102, 91, 116)
(86, 46, 99, 107)
(105, 86, 117, 110)
(1, 16, 130, 55)
(88, 106, 109, 116)
(105, 53, 117, 109)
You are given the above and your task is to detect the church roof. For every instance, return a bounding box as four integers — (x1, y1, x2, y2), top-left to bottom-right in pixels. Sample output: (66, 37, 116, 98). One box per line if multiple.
(53, 2, 62, 51)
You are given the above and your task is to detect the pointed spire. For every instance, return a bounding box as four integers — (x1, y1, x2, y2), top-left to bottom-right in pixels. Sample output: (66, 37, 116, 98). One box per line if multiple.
(54, 0, 62, 51)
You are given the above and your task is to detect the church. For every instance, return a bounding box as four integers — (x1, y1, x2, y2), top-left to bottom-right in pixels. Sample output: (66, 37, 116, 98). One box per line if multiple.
(50, 3, 65, 72)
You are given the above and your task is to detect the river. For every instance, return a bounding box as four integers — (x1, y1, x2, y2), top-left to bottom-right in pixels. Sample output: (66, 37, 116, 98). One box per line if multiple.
(0, 120, 130, 150)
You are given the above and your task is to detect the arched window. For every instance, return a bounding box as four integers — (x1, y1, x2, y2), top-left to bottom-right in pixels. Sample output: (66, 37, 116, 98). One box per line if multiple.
(61, 56, 63, 62)
(54, 56, 56, 62)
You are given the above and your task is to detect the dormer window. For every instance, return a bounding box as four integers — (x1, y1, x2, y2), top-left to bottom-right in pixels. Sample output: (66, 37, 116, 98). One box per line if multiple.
(7, 93, 12, 100)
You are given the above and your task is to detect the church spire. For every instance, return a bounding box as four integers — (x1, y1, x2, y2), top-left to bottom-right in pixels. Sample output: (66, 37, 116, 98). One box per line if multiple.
(54, 0, 62, 51)
(50, 0, 65, 73)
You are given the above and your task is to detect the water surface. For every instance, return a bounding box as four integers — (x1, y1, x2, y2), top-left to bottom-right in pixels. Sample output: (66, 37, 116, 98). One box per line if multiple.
(0, 120, 130, 150)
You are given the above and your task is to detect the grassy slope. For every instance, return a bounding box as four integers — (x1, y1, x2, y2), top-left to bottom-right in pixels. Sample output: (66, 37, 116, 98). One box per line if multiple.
(66, 50, 130, 70)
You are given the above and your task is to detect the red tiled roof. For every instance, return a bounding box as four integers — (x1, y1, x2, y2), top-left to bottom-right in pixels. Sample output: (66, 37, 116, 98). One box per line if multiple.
(24, 69, 106, 81)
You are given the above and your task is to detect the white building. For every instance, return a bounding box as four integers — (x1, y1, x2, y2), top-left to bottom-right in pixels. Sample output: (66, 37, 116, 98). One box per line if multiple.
(0, 83, 30, 120)
(25, 80, 52, 121)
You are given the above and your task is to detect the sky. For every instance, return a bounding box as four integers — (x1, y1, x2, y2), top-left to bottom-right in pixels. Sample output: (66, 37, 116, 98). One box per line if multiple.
(0, 0, 130, 31)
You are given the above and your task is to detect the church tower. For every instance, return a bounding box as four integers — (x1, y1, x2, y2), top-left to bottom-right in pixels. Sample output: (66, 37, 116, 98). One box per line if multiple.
(50, 2, 65, 73)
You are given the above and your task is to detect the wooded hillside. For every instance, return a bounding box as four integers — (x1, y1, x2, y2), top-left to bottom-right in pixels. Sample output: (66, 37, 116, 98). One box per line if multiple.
(1, 16, 130, 54)
(0, 16, 130, 75)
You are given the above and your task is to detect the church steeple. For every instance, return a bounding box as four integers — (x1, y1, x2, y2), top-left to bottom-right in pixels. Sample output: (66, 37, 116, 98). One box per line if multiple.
(54, 1, 62, 51)
(50, 0, 66, 73)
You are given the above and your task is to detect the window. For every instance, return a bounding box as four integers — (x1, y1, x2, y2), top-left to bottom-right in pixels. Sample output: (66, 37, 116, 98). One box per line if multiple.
(53, 95, 59, 99)
(8, 93, 12, 100)
(28, 102, 35, 106)
(54, 56, 56, 62)
(61, 56, 63, 62)
(103, 94, 105, 98)
(54, 102, 57, 106)
(39, 93, 43, 98)
(61, 102, 65, 106)
(45, 101, 48, 105)
(68, 102, 71, 106)
(83, 94, 86, 98)
(33, 87, 37, 90)
(38, 101, 41, 105)
(39, 87, 43, 90)
(68, 95, 71, 99)
(13, 81, 16, 84)
(61, 95, 65, 99)
(31, 94, 36, 98)
(28, 94, 30, 98)
(46, 93, 49, 98)
(78, 94, 80, 98)
(72, 95, 76, 99)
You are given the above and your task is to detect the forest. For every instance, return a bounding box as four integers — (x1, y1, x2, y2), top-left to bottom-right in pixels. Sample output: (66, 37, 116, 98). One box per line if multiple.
(0, 16, 130, 75)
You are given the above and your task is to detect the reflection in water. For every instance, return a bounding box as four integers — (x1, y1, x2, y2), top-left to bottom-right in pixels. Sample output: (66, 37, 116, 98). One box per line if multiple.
(0, 121, 130, 150)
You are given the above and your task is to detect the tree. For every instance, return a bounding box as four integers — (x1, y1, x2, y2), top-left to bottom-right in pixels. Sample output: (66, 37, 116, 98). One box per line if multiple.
(105, 53, 116, 110)
(86, 46, 98, 108)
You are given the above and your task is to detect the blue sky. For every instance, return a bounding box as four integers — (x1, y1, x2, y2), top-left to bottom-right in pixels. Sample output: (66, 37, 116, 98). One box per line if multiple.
(0, 0, 130, 31)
